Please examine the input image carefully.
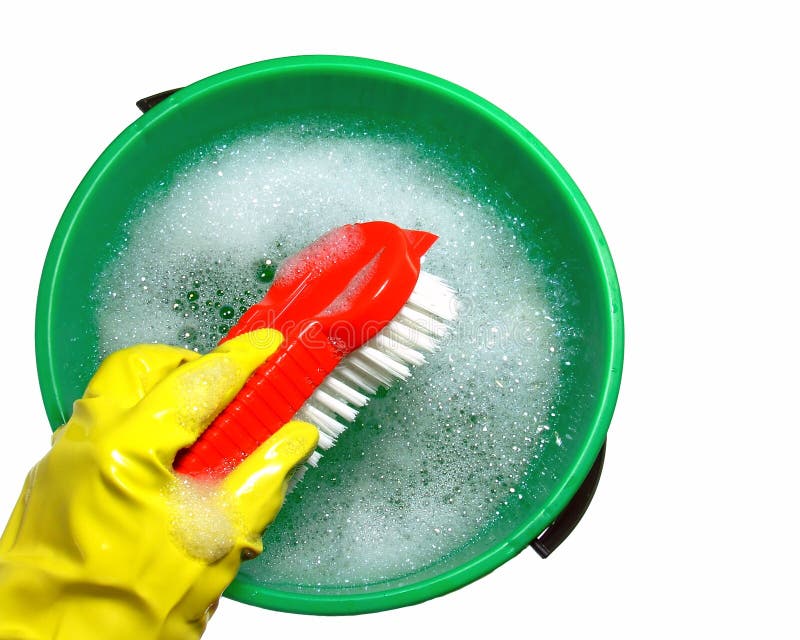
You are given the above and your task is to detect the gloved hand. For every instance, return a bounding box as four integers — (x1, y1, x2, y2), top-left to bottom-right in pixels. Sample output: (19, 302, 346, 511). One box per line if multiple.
(0, 329, 318, 640)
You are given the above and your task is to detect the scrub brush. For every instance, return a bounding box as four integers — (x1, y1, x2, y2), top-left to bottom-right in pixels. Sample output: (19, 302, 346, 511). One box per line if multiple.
(174, 221, 458, 480)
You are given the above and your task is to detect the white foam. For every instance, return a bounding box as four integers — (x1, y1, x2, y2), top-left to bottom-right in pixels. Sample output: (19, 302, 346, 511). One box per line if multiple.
(92, 120, 576, 587)
(166, 476, 237, 563)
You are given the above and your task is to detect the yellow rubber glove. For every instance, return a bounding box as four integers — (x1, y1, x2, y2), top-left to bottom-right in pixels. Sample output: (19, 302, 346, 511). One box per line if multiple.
(0, 329, 318, 640)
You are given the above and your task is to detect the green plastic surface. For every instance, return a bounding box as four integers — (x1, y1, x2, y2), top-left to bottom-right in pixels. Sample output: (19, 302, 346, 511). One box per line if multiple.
(35, 56, 624, 615)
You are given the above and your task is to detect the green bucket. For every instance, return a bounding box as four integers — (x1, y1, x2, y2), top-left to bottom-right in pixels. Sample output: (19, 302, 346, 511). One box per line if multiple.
(35, 56, 623, 615)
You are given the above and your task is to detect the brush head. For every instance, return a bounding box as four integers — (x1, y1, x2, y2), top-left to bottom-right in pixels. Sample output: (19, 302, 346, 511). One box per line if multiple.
(290, 269, 458, 487)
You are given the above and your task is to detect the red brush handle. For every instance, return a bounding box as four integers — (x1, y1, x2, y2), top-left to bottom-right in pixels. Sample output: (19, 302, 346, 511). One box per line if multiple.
(174, 323, 341, 478)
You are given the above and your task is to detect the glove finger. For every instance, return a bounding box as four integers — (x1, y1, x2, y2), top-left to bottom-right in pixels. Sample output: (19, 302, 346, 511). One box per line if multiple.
(223, 420, 319, 537)
(83, 344, 201, 411)
(123, 329, 284, 459)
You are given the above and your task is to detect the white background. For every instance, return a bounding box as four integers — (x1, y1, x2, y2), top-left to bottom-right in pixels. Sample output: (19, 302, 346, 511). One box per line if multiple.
(1, 1, 798, 638)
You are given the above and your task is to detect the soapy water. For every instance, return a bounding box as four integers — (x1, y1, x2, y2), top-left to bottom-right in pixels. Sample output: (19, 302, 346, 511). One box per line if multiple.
(92, 119, 580, 587)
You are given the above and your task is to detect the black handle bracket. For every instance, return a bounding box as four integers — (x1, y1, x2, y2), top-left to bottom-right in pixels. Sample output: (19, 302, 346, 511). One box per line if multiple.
(530, 440, 606, 558)
(136, 88, 183, 113)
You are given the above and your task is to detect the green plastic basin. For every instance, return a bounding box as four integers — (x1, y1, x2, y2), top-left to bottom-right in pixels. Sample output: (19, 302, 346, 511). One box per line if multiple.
(35, 55, 623, 615)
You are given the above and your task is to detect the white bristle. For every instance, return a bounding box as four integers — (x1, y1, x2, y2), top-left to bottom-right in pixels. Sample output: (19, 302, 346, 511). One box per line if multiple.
(322, 376, 369, 407)
(349, 354, 396, 387)
(336, 363, 379, 395)
(385, 320, 438, 352)
(300, 405, 345, 440)
(408, 272, 460, 321)
(304, 424, 335, 450)
(286, 465, 308, 493)
(358, 345, 412, 380)
(288, 270, 457, 491)
(372, 333, 426, 366)
(311, 388, 359, 422)
(397, 305, 449, 338)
